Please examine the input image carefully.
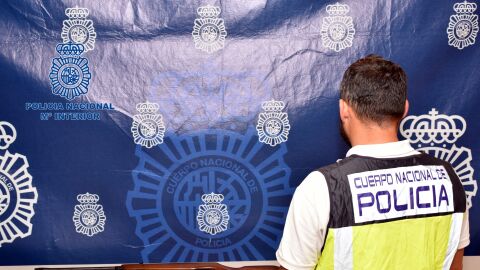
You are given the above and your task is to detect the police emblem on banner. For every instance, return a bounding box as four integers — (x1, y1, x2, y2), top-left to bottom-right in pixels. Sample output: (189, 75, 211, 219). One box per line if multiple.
(447, 1, 478, 50)
(49, 42, 92, 100)
(197, 193, 229, 235)
(127, 128, 292, 262)
(192, 5, 227, 53)
(400, 108, 478, 208)
(148, 64, 273, 133)
(131, 102, 165, 148)
(61, 7, 96, 52)
(257, 100, 290, 146)
(0, 121, 38, 247)
(72, 192, 106, 237)
(320, 3, 355, 52)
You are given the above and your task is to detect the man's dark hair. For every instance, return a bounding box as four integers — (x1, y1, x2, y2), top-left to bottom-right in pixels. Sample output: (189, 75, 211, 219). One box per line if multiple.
(340, 54, 407, 124)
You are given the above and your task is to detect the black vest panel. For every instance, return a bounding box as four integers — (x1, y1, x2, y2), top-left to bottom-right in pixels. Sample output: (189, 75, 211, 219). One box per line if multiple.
(318, 153, 466, 229)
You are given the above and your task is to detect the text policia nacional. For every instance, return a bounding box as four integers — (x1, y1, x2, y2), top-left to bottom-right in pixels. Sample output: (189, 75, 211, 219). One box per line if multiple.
(348, 165, 454, 223)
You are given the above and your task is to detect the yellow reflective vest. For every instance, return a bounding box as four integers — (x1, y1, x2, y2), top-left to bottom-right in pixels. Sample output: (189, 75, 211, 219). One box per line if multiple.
(316, 153, 466, 270)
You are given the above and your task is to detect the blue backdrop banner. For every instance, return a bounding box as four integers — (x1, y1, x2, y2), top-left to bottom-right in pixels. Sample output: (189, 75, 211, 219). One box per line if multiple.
(0, 0, 478, 265)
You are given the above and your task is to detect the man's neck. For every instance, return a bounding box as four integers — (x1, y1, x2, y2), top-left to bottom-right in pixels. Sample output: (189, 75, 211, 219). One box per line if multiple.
(349, 124, 399, 147)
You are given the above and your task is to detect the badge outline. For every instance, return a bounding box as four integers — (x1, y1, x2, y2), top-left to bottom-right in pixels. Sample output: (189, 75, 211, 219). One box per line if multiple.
(320, 2, 356, 52)
(400, 108, 478, 208)
(131, 101, 166, 148)
(256, 100, 291, 147)
(61, 6, 97, 52)
(49, 42, 92, 101)
(447, 1, 479, 50)
(0, 121, 38, 247)
(197, 192, 230, 236)
(72, 192, 106, 237)
(192, 5, 228, 53)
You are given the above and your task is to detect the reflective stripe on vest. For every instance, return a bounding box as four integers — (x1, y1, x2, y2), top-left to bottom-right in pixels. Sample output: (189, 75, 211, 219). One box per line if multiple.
(315, 154, 466, 270)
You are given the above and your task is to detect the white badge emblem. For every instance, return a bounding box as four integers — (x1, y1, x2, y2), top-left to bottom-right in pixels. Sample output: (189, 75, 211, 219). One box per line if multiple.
(73, 192, 106, 237)
(400, 108, 478, 208)
(0, 121, 38, 247)
(321, 3, 356, 52)
(131, 102, 166, 148)
(62, 7, 97, 52)
(447, 1, 478, 50)
(192, 5, 227, 53)
(197, 193, 229, 235)
(257, 100, 290, 146)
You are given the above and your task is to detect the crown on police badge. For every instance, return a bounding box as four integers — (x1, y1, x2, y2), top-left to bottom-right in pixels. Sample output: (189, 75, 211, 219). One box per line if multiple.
(454, 1, 477, 14)
(65, 6, 89, 19)
(77, 193, 100, 204)
(197, 5, 221, 18)
(326, 2, 350, 16)
(201, 192, 224, 204)
(261, 100, 285, 112)
(136, 101, 160, 114)
(400, 108, 466, 145)
(56, 42, 85, 57)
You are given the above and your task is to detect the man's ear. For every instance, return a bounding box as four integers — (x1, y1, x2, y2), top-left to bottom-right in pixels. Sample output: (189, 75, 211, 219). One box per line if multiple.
(402, 99, 409, 118)
(339, 99, 350, 122)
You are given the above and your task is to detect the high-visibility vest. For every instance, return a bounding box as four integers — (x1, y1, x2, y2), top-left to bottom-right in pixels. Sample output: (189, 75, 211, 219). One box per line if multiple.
(316, 153, 466, 270)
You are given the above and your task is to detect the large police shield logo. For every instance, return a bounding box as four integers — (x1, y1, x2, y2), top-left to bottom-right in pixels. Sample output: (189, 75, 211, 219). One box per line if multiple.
(127, 128, 292, 262)
(256, 100, 290, 146)
(320, 3, 355, 52)
(49, 42, 92, 100)
(400, 108, 478, 208)
(0, 121, 38, 247)
(447, 1, 478, 50)
(131, 102, 166, 148)
(61, 7, 97, 52)
(192, 5, 227, 53)
(72, 192, 106, 237)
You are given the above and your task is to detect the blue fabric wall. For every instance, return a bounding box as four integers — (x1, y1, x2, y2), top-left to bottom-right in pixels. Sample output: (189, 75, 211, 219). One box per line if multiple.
(0, 0, 478, 265)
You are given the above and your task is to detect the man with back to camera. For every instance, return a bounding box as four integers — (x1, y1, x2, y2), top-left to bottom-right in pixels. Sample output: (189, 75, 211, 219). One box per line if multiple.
(276, 55, 469, 270)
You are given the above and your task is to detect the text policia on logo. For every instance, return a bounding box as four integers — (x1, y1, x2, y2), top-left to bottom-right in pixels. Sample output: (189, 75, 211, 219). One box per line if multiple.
(348, 165, 454, 223)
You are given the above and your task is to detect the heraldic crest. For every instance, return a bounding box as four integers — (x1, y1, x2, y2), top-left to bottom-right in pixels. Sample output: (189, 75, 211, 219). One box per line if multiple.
(400, 108, 478, 208)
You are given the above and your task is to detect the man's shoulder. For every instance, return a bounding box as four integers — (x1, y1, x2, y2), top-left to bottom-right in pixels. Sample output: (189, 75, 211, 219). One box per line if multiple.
(299, 171, 327, 185)
(295, 171, 328, 195)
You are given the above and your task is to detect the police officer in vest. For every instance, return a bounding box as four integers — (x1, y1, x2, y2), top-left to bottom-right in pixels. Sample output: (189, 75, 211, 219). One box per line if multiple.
(276, 55, 469, 270)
